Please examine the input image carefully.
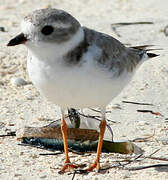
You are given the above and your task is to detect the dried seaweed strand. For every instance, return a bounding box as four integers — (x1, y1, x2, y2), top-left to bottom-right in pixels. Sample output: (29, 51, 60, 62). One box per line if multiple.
(122, 101, 153, 106)
(0, 131, 16, 137)
(143, 156, 168, 162)
(73, 154, 144, 175)
(111, 22, 154, 27)
(71, 170, 76, 180)
(90, 149, 160, 173)
(131, 133, 155, 142)
(39, 152, 62, 156)
(111, 21, 154, 37)
(137, 110, 163, 116)
(125, 163, 168, 171)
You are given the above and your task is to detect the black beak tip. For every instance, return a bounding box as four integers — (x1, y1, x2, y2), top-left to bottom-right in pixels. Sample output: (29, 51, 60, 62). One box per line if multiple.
(7, 33, 27, 47)
(7, 39, 15, 46)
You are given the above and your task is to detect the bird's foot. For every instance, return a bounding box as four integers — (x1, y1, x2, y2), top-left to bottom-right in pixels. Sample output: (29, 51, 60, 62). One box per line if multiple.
(84, 161, 100, 172)
(59, 163, 78, 174)
(59, 162, 85, 174)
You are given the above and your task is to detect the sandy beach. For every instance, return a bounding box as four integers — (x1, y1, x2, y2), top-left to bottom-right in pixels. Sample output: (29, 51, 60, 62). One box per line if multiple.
(1, 0, 168, 179)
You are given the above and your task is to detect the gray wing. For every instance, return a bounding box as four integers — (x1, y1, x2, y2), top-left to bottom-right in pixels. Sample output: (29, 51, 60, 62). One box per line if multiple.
(83, 27, 157, 75)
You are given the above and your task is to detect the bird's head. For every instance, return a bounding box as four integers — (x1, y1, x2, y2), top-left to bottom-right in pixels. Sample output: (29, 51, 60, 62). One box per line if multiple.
(7, 8, 84, 58)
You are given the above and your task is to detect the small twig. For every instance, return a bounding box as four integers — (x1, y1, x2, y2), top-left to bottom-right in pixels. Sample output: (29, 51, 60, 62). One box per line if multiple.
(68, 154, 143, 175)
(111, 22, 154, 37)
(132, 130, 155, 142)
(89, 108, 101, 113)
(113, 148, 159, 163)
(143, 156, 168, 162)
(125, 163, 168, 171)
(148, 149, 160, 157)
(106, 118, 119, 124)
(99, 154, 144, 172)
(68, 148, 85, 155)
(118, 150, 162, 171)
(144, 156, 168, 161)
(78, 112, 101, 120)
(131, 137, 151, 142)
(71, 170, 77, 180)
(122, 101, 153, 106)
(0, 131, 16, 137)
(88, 108, 112, 114)
(39, 149, 84, 156)
(137, 110, 163, 116)
(122, 154, 144, 166)
(39, 152, 62, 156)
(111, 22, 154, 27)
(136, 149, 160, 163)
(131, 133, 155, 142)
(79, 111, 117, 124)
(139, 149, 168, 162)
(100, 149, 160, 172)
(72, 149, 166, 174)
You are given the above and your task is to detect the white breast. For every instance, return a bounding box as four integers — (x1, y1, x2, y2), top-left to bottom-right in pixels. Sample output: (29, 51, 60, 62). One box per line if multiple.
(27, 43, 134, 109)
(26, 25, 136, 109)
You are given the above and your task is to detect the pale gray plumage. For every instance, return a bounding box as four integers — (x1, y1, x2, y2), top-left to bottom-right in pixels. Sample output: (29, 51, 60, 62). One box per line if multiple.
(23, 8, 80, 43)
(82, 27, 146, 76)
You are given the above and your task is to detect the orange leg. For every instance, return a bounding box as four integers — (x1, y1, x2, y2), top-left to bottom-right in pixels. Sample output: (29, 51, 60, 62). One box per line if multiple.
(60, 112, 78, 173)
(84, 116, 107, 172)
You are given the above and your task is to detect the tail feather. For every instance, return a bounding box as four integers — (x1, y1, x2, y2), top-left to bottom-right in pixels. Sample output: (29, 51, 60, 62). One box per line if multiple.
(145, 48, 163, 51)
(130, 45, 155, 49)
(147, 52, 160, 58)
(129, 45, 160, 59)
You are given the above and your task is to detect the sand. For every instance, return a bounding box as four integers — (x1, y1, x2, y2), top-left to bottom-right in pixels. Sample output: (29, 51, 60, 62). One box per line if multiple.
(0, 0, 168, 179)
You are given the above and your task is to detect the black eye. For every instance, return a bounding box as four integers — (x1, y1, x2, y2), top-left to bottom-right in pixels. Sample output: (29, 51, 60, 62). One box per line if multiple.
(41, 26, 54, 35)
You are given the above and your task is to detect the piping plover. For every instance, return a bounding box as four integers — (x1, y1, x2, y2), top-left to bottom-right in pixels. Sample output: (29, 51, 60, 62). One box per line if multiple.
(7, 8, 158, 173)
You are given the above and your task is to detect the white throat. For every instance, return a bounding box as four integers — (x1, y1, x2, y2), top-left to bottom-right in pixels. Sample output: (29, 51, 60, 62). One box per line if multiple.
(26, 27, 84, 61)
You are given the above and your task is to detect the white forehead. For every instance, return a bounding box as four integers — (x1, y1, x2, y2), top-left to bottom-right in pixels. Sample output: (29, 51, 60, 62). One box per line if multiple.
(21, 20, 34, 35)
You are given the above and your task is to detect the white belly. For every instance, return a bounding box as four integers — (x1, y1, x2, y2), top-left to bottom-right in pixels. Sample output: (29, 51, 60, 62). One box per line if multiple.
(27, 55, 133, 109)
